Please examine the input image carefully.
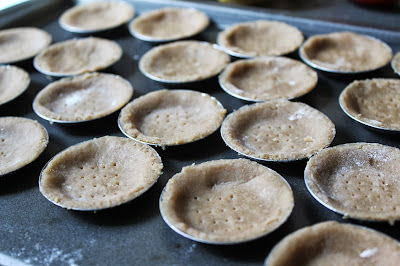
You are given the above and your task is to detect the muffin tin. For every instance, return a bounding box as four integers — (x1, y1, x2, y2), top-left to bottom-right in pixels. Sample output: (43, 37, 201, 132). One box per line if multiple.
(1, 0, 400, 265)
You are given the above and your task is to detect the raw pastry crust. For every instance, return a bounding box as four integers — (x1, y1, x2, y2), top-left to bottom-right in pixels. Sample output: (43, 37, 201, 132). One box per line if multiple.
(59, 1, 135, 33)
(33, 72, 133, 123)
(0, 27, 51, 64)
(39, 136, 163, 210)
(219, 57, 317, 101)
(305, 143, 400, 222)
(300, 31, 392, 73)
(118, 89, 226, 146)
(0, 117, 48, 176)
(139, 40, 230, 83)
(160, 159, 294, 244)
(129, 7, 209, 42)
(0, 65, 30, 106)
(217, 20, 303, 58)
(339, 79, 400, 131)
(265, 221, 400, 266)
(34, 37, 122, 76)
(221, 100, 335, 161)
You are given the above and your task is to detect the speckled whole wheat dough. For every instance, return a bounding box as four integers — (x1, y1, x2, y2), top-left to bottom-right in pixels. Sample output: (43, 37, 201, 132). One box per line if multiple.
(219, 57, 317, 101)
(392, 52, 400, 75)
(59, 1, 135, 33)
(265, 221, 400, 266)
(160, 159, 294, 244)
(139, 40, 230, 83)
(0, 65, 30, 106)
(119, 89, 226, 146)
(0, 27, 51, 64)
(221, 100, 335, 161)
(305, 143, 400, 222)
(339, 79, 400, 131)
(217, 20, 304, 58)
(300, 31, 392, 73)
(33, 72, 133, 122)
(129, 7, 209, 42)
(34, 37, 122, 76)
(0, 117, 48, 176)
(39, 136, 163, 210)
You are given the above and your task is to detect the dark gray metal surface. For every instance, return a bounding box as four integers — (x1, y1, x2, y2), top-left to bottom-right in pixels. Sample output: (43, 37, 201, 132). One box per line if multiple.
(1, 0, 400, 265)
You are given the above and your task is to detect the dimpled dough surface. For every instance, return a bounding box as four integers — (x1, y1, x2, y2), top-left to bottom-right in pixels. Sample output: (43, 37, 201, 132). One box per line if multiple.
(160, 159, 294, 243)
(33, 72, 133, 122)
(221, 100, 335, 161)
(265, 221, 400, 266)
(39, 136, 163, 210)
(219, 57, 317, 101)
(340, 79, 400, 130)
(34, 37, 122, 76)
(139, 40, 229, 82)
(0, 117, 48, 176)
(119, 89, 226, 146)
(0, 27, 51, 64)
(129, 7, 209, 41)
(59, 1, 134, 32)
(305, 143, 400, 221)
(217, 20, 303, 57)
(300, 31, 392, 72)
(0, 65, 30, 105)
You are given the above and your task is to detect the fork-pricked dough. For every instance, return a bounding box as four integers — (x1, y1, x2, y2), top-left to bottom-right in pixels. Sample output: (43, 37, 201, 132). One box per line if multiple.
(300, 31, 392, 73)
(0, 117, 48, 176)
(0, 65, 30, 106)
(265, 221, 400, 266)
(340, 79, 400, 131)
(33, 72, 133, 123)
(160, 159, 294, 244)
(129, 7, 209, 42)
(217, 20, 303, 58)
(34, 37, 122, 76)
(219, 57, 317, 101)
(139, 40, 230, 83)
(305, 143, 400, 222)
(118, 89, 226, 146)
(39, 136, 163, 210)
(0, 27, 51, 64)
(221, 100, 335, 161)
(59, 1, 135, 33)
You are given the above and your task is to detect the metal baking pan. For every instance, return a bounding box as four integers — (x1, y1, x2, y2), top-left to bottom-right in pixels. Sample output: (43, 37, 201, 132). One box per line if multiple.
(1, 0, 400, 265)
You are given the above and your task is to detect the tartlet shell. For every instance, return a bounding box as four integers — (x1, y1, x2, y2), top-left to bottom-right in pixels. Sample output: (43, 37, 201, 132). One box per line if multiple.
(160, 159, 294, 244)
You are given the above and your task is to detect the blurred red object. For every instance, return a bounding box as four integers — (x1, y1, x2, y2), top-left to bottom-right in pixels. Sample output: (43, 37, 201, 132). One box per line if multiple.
(351, 0, 397, 5)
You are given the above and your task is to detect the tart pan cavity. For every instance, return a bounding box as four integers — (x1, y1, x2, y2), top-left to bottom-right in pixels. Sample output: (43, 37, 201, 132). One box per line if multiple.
(0, 65, 30, 106)
(34, 37, 122, 77)
(33, 72, 133, 123)
(221, 100, 335, 162)
(339, 79, 400, 132)
(118, 89, 226, 147)
(219, 57, 317, 102)
(305, 143, 400, 222)
(265, 221, 400, 266)
(0, 27, 51, 64)
(39, 136, 163, 211)
(129, 7, 209, 42)
(217, 20, 303, 58)
(59, 1, 135, 33)
(0, 117, 48, 176)
(139, 40, 230, 83)
(159, 159, 294, 244)
(299, 31, 392, 73)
